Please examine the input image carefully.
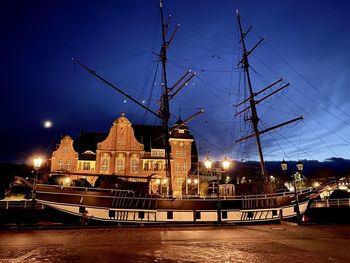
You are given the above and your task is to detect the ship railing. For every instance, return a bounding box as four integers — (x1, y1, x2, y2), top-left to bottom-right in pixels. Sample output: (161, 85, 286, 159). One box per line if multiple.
(36, 183, 134, 194)
(0, 200, 45, 210)
(310, 198, 350, 208)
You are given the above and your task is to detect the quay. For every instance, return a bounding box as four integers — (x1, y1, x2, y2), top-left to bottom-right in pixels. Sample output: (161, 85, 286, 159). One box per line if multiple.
(0, 224, 349, 262)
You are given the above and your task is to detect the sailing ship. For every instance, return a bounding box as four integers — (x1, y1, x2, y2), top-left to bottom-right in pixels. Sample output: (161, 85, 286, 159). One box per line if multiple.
(35, 1, 312, 224)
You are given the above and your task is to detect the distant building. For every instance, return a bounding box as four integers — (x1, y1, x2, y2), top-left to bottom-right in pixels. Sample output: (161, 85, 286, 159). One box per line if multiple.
(50, 113, 197, 196)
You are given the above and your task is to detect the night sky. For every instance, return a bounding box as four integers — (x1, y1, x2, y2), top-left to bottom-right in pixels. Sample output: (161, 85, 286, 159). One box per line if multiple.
(1, 0, 350, 164)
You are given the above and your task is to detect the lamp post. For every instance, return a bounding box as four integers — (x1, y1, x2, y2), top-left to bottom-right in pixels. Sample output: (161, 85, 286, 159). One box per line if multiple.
(31, 157, 42, 226)
(204, 155, 230, 224)
(32, 157, 43, 200)
(281, 159, 303, 223)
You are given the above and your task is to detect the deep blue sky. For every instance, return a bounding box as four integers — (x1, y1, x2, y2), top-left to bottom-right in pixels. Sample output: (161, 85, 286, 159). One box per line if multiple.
(1, 0, 350, 164)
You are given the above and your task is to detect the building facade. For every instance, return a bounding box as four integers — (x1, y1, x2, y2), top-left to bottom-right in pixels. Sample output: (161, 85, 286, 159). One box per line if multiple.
(50, 113, 197, 196)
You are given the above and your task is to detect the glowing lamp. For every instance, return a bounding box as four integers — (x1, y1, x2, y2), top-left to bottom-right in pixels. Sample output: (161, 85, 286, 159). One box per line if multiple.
(222, 156, 230, 170)
(33, 157, 43, 171)
(204, 155, 212, 170)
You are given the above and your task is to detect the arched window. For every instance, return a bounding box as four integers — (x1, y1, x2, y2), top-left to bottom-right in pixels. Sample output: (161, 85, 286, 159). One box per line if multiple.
(101, 153, 110, 172)
(130, 154, 139, 172)
(116, 154, 125, 172)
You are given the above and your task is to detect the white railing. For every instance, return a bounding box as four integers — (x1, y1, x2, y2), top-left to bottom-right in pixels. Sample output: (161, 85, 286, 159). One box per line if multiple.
(310, 198, 350, 208)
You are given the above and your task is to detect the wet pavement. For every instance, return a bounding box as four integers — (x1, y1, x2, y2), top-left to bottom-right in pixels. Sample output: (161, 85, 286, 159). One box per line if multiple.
(0, 224, 349, 262)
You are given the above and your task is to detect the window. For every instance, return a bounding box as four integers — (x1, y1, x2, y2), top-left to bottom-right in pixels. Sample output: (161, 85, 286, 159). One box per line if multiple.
(247, 211, 254, 219)
(101, 153, 110, 172)
(138, 211, 144, 219)
(175, 163, 180, 172)
(58, 160, 63, 170)
(176, 151, 186, 158)
(144, 162, 149, 171)
(222, 211, 228, 219)
(116, 158, 124, 172)
(131, 158, 139, 172)
(151, 149, 165, 157)
(177, 178, 184, 187)
(109, 210, 116, 219)
(66, 159, 72, 171)
(79, 206, 86, 213)
(167, 211, 173, 220)
(178, 129, 185, 134)
(182, 163, 187, 172)
(195, 211, 201, 220)
(63, 147, 68, 153)
(153, 162, 159, 171)
(83, 162, 90, 171)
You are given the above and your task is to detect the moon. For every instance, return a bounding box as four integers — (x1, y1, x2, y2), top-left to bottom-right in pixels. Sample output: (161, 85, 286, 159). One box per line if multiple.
(44, 120, 52, 128)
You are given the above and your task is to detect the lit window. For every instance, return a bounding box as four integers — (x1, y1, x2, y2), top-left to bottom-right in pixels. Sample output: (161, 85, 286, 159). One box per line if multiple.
(101, 153, 110, 172)
(178, 129, 184, 134)
(131, 158, 139, 172)
(63, 147, 68, 153)
(58, 160, 63, 170)
(176, 163, 180, 172)
(116, 158, 124, 172)
(182, 163, 187, 172)
(177, 178, 184, 187)
(144, 162, 149, 171)
(83, 162, 90, 171)
(66, 160, 72, 171)
(151, 149, 165, 157)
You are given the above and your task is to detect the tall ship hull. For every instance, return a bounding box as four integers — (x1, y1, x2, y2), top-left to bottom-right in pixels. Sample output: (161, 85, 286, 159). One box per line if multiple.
(36, 184, 311, 224)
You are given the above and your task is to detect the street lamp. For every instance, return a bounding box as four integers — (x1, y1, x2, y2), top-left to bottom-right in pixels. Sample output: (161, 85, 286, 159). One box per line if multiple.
(32, 157, 43, 199)
(31, 157, 42, 226)
(204, 155, 231, 224)
(280, 159, 303, 222)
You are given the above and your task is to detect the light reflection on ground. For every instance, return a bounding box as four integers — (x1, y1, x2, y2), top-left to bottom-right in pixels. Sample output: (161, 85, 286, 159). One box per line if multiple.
(0, 224, 349, 262)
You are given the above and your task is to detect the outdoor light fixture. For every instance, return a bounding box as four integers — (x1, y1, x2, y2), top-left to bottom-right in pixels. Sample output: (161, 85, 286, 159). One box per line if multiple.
(222, 156, 230, 170)
(204, 155, 212, 170)
(296, 160, 304, 172)
(280, 159, 287, 171)
(33, 157, 43, 171)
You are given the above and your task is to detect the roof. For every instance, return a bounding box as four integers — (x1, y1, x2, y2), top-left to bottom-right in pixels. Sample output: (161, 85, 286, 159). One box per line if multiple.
(170, 119, 194, 140)
(133, 125, 165, 151)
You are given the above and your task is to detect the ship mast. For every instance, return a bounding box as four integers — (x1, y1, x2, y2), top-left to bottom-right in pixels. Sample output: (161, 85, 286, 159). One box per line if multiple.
(72, 0, 204, 196)
(236, 11, 267, 181)
(235, 11, 303, 182)
(159, 0, 172, 195)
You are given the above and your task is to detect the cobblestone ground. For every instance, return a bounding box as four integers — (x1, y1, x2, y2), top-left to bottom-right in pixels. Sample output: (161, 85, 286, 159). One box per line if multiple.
(0, 224, 349, 263)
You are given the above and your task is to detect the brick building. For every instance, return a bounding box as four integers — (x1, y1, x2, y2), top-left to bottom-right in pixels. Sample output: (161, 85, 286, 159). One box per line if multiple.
(50, 113, 197, 196)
